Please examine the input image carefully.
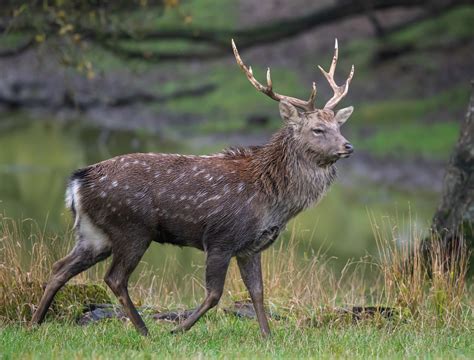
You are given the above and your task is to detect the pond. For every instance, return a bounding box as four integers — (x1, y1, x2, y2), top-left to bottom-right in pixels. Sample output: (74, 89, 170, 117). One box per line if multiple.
(0, 113, 439, 282)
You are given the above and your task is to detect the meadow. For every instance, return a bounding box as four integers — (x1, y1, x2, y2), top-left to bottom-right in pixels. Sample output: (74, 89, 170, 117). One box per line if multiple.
(0, 3, 473, 359)
(1, 215, 472, 359)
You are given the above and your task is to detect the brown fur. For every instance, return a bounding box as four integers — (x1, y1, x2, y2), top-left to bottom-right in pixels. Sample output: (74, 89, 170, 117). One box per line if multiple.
(31, 101, 354, 337)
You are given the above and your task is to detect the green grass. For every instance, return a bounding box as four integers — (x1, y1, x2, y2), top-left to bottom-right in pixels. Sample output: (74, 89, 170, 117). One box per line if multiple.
(162, 64, 303, 134)
(353, 87, 469, 126)
(345, 6, 474, 73)
(355, 122, 460, 159)
(348, 86, 469, 160)
(1, 315, 473, 359)
(387, 6, 474, 49)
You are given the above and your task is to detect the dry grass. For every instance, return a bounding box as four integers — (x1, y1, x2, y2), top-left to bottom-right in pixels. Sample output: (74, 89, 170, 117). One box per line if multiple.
(0, 213, 471, 327)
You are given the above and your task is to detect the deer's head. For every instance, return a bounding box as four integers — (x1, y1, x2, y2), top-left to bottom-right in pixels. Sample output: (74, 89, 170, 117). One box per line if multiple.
(232, 39, 355, 165)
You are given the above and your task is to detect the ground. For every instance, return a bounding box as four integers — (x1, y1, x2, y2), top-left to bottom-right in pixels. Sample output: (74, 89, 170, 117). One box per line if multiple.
(2, 315, 473, 359)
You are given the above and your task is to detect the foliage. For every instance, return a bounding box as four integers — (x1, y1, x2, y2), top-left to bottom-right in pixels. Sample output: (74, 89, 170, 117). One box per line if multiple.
(2, 318, 474, 359)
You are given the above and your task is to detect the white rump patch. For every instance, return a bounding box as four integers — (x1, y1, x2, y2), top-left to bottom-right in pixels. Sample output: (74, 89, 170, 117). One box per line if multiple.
(78, 213, 111, 254)
(66, 180, 112, 253)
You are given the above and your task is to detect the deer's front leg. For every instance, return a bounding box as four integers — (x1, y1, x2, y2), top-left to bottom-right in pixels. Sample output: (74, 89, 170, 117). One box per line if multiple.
(237, 253, 271, 337)
(171, 250, 231, 334)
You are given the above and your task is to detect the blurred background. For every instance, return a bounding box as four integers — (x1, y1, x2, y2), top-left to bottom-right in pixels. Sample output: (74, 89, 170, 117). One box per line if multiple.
(0, 0, 473, 278)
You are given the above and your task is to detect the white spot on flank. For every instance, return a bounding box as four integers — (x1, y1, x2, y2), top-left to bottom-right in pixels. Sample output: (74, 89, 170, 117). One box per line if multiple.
(166, 169, 172, 174)
(173, 173, 185, 183)
(197, 195, 222, 208)
(246, 193, 257, 204)
(99, 176, 107, 182)
(133, 160, 139, 164)
(237, 183, 245, 193)
(192, 166, 198, 171)
(180, 195, 187, 200)
(100, 191, 107, 198)
(154, 172, 160, 178)
(112, 180, 118, 187)
(124, 185, 130, 190)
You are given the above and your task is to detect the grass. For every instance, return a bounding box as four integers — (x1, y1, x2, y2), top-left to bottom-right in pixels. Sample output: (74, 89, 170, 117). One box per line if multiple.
(355, 122, 460, 159)
(2, 318, 473, 359)
(348, 86, 469, 159)
(0, 213, 473, 358)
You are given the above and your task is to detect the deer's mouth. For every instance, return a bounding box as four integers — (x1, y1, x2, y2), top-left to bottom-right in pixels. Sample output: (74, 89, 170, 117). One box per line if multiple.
(336, 151, 353, 158)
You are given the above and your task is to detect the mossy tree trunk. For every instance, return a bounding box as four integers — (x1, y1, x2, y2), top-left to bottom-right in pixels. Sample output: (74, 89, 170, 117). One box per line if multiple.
(431, 81, 474, 265)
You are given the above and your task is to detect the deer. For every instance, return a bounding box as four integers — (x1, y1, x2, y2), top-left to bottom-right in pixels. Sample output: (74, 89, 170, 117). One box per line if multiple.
(31, 39, 355, 337)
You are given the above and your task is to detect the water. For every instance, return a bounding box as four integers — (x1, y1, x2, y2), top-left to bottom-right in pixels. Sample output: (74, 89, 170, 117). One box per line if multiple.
(0, 114, 439, 278)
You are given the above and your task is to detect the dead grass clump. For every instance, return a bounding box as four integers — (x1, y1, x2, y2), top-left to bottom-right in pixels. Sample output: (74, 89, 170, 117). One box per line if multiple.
(0, 216, 108, 324)
(1, 213, 471, 327)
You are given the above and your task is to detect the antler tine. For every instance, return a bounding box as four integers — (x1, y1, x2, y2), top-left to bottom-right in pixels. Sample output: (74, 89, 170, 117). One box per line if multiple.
(232, 39, 316, 112)
(318, 38, 355, 110)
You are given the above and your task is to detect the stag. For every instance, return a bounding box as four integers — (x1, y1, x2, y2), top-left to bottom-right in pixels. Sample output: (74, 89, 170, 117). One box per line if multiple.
(31, 39, 355, 337)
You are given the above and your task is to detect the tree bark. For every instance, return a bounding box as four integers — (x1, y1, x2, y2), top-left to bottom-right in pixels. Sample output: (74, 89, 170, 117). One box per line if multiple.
(431, 81, 474, 263)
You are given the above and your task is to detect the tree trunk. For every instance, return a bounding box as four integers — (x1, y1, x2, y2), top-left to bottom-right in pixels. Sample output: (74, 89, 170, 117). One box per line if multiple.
(431, 81, 474, 267)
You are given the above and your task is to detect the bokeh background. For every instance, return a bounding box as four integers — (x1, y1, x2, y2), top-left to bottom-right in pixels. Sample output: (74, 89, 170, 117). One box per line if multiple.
(0, 0, 473, 280)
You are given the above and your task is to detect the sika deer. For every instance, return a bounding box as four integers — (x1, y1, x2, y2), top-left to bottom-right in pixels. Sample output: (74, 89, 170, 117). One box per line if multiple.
(31, 39, 355, 337)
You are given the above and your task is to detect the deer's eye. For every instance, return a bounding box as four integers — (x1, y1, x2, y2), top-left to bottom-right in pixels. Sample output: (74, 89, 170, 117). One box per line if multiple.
(312, 128, 325, 136)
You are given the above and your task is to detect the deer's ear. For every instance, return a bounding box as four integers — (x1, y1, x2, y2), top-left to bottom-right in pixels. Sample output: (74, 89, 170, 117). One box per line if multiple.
(279, 101, 299, 122)
(334, 106, 354, 125)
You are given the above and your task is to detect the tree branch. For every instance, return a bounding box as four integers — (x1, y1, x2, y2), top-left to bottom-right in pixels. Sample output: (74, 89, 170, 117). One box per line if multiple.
(0, 37, 34, 57)
(89, 0, 467, 62)
(0, 0, 468, 61)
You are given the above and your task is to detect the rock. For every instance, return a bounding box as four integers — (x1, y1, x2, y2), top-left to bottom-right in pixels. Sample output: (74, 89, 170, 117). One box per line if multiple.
(152, 309, 195, 323)
(51, 283, 111, 320)
(77, 303, 159, 325)
(77, 304, 126, 325)
(223, 300, 282, 320)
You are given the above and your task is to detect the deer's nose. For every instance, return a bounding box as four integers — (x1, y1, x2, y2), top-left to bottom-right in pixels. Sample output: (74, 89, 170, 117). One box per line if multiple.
(344, 143, 354, 153)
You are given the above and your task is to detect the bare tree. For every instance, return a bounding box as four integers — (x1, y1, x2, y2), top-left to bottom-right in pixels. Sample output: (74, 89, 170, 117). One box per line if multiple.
(0, 0, 469, 62)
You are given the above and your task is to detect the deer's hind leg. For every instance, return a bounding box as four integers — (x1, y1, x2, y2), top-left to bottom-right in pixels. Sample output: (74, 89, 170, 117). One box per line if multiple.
(31, 216, 112, 325)
(104, 236, 151, 336)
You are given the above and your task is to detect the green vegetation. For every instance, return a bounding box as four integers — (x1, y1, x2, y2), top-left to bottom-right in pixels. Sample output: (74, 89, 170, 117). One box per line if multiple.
(2, 318, 473, 359)
(387, 6, 474, 49)
(1, 214, 472, 358)
(356, 122, 460, 159)
(350, 86, 469, 159)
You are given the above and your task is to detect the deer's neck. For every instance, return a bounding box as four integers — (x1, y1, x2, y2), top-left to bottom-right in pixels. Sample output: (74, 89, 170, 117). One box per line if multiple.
(250, 126, 337, 213)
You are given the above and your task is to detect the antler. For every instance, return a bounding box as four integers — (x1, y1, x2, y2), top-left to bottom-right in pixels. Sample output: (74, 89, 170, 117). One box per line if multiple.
(232, 39, 317, 112)
(318, 39, 355, 110)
